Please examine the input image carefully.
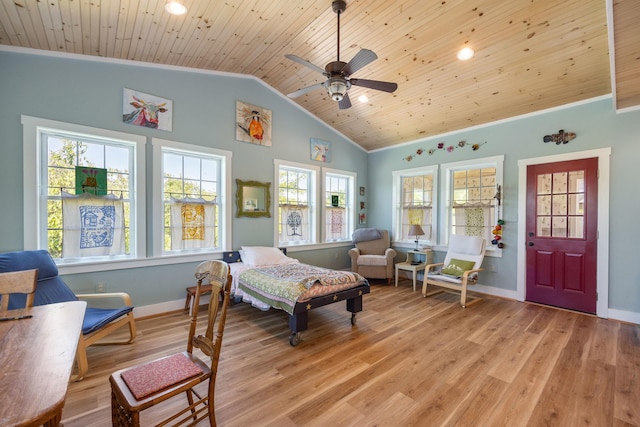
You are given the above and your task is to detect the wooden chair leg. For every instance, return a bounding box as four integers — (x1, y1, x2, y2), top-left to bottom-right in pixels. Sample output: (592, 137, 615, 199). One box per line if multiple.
(73, 337, 89, 382)
(460, 283, 468, 308)
(126, 312, 137, 343)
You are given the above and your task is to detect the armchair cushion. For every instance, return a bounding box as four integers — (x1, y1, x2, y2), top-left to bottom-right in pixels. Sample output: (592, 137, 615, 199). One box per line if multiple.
(441, 258, 476, 277)
(83, 306, 134, 335)
(0, 249, 78, 308)
(357, 254, 389, 267)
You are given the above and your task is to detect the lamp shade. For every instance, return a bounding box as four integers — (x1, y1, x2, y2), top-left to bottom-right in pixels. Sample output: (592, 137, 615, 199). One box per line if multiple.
(408, 224, 425, 237)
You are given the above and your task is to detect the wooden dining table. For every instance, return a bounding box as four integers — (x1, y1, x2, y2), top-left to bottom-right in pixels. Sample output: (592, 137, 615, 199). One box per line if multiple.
(0, 300, 86, 427)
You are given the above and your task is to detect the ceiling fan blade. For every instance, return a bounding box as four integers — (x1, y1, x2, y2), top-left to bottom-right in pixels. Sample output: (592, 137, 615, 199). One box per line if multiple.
(287, 82, 326, 98)
(285, 54, 326, 76)
(350, 78, 398, 93)
(342, 49, 378, 75)
(338, 92, 352, 109)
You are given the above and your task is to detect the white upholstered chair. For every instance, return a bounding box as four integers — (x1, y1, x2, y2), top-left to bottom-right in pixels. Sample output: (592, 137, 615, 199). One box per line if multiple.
(422, 234, 486, 307)
(349, 229, 396, 284)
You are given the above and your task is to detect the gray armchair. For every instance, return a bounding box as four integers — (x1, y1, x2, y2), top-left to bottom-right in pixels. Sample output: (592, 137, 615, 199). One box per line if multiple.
(349, 229, 396, 284)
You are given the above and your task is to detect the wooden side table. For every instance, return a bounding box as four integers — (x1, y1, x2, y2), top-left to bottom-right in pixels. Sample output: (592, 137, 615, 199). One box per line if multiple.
(395, 249, 433, 291)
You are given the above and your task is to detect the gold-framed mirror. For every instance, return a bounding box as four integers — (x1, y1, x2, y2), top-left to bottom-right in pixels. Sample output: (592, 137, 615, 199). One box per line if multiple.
(236, 179, 271, 218)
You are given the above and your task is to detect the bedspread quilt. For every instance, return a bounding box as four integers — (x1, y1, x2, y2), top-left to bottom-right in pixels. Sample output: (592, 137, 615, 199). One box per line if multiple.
(237, 263, 366, 315)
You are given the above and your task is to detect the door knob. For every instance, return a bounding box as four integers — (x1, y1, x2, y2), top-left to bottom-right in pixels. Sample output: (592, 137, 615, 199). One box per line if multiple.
(528, 242, 534, 246)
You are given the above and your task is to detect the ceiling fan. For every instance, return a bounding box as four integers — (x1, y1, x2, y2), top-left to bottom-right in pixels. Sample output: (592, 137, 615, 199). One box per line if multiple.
(285, 0, 398, 109)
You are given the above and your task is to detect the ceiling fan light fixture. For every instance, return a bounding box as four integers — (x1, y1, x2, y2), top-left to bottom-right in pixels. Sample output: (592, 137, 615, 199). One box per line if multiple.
(165, 0, 187, 15)
(326, 78, 350, 101)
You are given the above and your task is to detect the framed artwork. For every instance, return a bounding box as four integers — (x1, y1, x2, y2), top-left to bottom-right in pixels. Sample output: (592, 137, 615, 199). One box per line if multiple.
(310, 138, 331, 162)
(122, 88, 172, 131)
(75, 166, 107, 195)
(236, 101, 272, 146)
(360, 201, 365, 210)
(360, 187, 365, 196)
(359, 213, 367, 224)
(331, 195, 339, 207)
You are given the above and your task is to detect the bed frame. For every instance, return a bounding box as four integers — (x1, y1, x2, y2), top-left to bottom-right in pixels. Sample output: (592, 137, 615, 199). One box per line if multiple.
(223, 250, 370, 346)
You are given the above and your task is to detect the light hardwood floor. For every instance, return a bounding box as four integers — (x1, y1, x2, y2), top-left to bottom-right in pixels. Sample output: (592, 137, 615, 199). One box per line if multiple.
(62, 280, 640, 426)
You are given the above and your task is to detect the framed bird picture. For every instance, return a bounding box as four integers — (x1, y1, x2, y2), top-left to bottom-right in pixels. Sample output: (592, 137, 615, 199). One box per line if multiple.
(236, 101, 272, 146)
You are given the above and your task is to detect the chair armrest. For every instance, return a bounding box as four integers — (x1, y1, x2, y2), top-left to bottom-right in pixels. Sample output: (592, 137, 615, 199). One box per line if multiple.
(348, 248, 361, 256)
(77, 292, 133, 306)
(425, 262, 444, 272)
(461, 268, 484, 280)
(384, 248, 397, 259)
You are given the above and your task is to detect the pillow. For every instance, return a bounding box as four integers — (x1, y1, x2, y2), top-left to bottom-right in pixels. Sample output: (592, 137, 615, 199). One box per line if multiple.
(441, 258, 476, 277)
(240, 246, 293, 266)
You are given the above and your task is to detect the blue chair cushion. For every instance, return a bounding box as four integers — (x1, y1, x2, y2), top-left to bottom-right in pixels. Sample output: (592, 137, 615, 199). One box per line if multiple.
(83, 306, 134, 335)
(0, 250, 133, 335)
(0, 250, 78, 309)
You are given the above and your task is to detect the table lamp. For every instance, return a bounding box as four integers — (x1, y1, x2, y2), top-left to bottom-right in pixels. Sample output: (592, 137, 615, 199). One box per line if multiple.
(408, 224, 425, 250)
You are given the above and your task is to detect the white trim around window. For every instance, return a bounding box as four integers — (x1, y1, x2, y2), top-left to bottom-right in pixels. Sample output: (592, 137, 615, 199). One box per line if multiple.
(274, 159, 319, 247)
(21, 115, 146, 268)
(322, 167, 357, 243)
(392, 164, 439, 248)
(151, 138, 233, 256)
(440, 155, 504, 251)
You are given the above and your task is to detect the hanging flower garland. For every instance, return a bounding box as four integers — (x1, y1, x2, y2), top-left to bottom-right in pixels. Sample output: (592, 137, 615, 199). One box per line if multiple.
(403, 140, 487, 162)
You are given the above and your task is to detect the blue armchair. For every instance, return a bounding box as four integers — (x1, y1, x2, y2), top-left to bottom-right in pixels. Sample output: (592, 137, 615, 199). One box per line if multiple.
(0, 250, 136, 380)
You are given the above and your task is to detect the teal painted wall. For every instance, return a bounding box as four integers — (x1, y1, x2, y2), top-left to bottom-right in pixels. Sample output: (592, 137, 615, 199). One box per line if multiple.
(0, 48, 366, 306)
(368, 98, 640, 315)
(1, 47, 639, 318)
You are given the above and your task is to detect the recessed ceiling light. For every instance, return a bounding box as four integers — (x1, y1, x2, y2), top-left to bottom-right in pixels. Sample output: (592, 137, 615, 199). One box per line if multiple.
(457, 47, 475, 61)
(358, 95, 369, 103)
(165, 1, 187, 15)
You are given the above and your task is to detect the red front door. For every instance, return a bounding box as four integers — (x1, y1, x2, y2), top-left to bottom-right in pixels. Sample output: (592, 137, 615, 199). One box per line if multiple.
(525, 158, 598, 314)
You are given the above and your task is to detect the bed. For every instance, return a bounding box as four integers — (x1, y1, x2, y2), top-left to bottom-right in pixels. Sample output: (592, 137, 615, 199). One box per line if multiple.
(222, 247, 370, 346)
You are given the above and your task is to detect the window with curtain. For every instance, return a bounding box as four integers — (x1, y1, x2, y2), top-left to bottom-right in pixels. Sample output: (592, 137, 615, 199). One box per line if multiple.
(276, 160, 318, 245)
(152, 138, 231, 255)
(443, 155, 503, 246)
(21, 115, 144, 262)
(323, 169, 356, 242)
(392, 165, 438, 246)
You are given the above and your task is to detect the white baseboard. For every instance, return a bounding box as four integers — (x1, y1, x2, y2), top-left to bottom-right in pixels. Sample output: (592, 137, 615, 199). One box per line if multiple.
(132, 294, 211, 318)
(606, 308, 640, 325)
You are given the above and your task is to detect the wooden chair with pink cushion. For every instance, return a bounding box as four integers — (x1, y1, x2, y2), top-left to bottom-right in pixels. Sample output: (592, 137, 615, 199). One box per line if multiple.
(0, 269, 38, 311)
(110, 260, 232, 427)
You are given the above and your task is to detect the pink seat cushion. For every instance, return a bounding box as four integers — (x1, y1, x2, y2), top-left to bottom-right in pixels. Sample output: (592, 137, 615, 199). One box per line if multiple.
(121, 353, 203, 400)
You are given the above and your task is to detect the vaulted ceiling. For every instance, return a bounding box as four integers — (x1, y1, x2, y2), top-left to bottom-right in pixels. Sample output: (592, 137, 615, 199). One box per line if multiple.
(1, 0, 637, 151)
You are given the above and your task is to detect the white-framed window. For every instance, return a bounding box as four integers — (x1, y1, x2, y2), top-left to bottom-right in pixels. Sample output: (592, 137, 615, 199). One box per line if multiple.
(441, 155, 504, 247)
(322, 168, 356, 242)
(392, 165, 438, 247)
(21, 115, 146, 263)
(275, 159, 318, 245)
(152, 139, 232, 256)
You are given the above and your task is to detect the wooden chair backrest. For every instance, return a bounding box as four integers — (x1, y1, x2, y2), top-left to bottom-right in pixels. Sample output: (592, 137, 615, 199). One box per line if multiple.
(0, 269, 38, 312)
(188, 260, 231, 368)
(443, 235, 487, 269)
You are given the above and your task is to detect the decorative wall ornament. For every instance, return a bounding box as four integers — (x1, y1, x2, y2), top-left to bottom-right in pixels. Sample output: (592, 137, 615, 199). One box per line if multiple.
(543, 129, 576, 145)
(122, 88, 172, 131)
(403, 140, 486, 161)
(491, 185, 504, 248)
(236, 101, 272, 146)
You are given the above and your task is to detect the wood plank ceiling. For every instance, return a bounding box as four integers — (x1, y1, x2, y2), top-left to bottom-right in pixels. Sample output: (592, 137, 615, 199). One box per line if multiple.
(0, 0, 636, 151)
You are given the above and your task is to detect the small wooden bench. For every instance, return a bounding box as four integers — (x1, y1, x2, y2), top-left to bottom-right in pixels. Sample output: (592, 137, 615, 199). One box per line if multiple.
(184, 284, 213, 312)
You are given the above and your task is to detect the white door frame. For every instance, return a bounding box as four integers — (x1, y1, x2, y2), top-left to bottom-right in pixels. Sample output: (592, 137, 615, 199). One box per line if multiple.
(517, 148, 611, 318)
